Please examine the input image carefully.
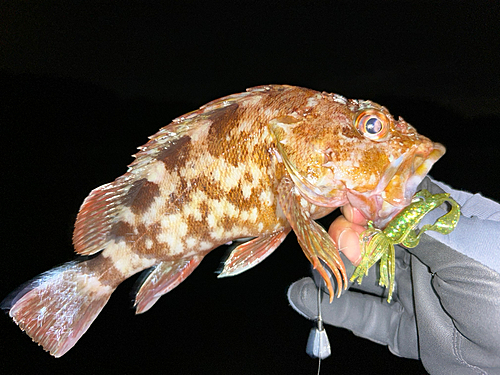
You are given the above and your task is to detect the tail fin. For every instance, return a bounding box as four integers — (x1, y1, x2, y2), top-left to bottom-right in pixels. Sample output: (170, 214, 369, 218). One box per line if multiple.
(1, 260, 116, 357)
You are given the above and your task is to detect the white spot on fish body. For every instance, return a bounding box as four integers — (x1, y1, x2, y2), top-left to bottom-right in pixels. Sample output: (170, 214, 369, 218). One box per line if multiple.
(249, 207, 258, 223)
(160, 170, 181, 196)
(141, 196, 167, 226)
(241, 94, 263, 108)
(306, 95, 319, 108)
(190, 120, 212, 142)
(240, 210, 249, 221)
(223, 163, 245, 190)
(103, 241, 156, 277)
(207, 213, 217, 228)
(120, 206, 137, 226)
(218, 198, 240, 218)
(259, 190, 274, 206)
(238, 117, 254, 132)
(177, 221, 189, 238)
(211, 167, 221, 181)
(160, 214, 183, 233)
(210, 199, 225, 218)
(185, 237, 198, 248)
(147, 160, 167, 184)
(210, 227, 225, 240)
(80, 274, 113, 295)
(199, 241, 213, 251)
(190, 190, 208, 205)
(366, 174, 378, 187)
(228, 225, 247, 238)
(157, 218, 185, 254)
(183, 203, 203, 221)
(241, 181, 253, 199)
(249, 162, 264, 183)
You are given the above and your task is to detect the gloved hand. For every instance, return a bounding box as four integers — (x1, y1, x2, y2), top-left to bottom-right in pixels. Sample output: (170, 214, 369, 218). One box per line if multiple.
(288, 177, 500, 374)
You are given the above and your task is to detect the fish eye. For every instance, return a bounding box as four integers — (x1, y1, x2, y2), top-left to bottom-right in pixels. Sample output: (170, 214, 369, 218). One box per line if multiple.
(355, 109, 390, 141)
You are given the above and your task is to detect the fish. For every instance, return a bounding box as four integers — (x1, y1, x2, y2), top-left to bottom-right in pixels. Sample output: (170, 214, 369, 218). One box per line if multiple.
(1, 84, 445, 357)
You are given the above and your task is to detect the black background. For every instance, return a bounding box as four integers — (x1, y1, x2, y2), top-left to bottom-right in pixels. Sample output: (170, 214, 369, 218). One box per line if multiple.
(1, 2, 499, 374)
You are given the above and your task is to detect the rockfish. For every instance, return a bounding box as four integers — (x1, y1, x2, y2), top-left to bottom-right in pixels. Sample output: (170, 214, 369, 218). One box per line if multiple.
(2, 85, 445, 357)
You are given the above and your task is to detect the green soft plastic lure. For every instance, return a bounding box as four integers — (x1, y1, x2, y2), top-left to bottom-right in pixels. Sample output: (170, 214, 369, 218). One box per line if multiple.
(351, 189, 461, 302)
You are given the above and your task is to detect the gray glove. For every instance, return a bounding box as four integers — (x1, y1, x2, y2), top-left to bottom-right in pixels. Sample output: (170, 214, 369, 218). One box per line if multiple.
(288, 178, 500, 374)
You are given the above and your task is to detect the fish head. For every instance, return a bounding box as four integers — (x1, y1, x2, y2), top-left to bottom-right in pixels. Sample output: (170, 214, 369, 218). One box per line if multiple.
(271, 93, 445, 228)
(339, 100, 445, 227)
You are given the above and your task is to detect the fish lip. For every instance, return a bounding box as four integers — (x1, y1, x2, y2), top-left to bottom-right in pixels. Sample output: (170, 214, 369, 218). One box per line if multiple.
(404, 142, 445, 198)
(379, 141, 445, 225)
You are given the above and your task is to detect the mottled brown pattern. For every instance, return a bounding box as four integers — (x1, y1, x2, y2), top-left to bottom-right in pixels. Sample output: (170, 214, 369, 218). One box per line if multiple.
(78, 84, 440, 263)
(122, 178, 161, 215)
(206, 104, 240, 163)
(157, 135, 192, 169)
(134, 223, 163, 256)
(260, 86, 313, 115)
(108, 220, 136, 242)
(168, 174, 193, 208)
(86, 254, 124, 287)
(243, 171, 253, 182)
(226, 186, 245, 205)
(197, 201, 210, 221)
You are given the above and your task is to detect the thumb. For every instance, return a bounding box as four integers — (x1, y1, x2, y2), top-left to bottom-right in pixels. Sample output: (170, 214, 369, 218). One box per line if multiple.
(288, 277, 418, 359)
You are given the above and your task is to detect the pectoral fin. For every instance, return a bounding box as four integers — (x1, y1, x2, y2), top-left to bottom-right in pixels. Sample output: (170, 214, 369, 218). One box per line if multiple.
(134, 256, 202, 314)
(218, 228, 291, 277)
(277, 177, 347, 301)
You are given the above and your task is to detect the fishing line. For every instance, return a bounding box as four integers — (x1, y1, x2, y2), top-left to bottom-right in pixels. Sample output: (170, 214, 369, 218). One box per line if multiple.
(306, 275, 331, 375)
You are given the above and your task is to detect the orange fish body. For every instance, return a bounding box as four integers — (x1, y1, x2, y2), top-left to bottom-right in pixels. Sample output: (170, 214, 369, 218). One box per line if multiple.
(2, 85, 444, 356)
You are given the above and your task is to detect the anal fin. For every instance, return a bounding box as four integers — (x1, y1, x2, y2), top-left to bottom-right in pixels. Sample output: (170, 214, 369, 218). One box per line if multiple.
(277, 177, 347, 301)
(218, 228, 291, 278)
(134, 256, 202, 314)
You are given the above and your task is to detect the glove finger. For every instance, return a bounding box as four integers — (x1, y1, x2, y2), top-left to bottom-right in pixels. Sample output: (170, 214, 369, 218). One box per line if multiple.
(349, 265, 387, 296)
(288, 277, 418, 359)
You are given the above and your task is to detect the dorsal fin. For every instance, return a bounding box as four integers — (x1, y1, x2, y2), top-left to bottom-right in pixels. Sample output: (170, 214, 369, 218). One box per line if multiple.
(73, 179, 132, 255)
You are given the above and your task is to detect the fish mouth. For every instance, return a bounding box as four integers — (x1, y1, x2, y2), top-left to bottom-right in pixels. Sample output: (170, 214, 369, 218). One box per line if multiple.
(406, 143, 446, 196)
(347, 142, 446, 228)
